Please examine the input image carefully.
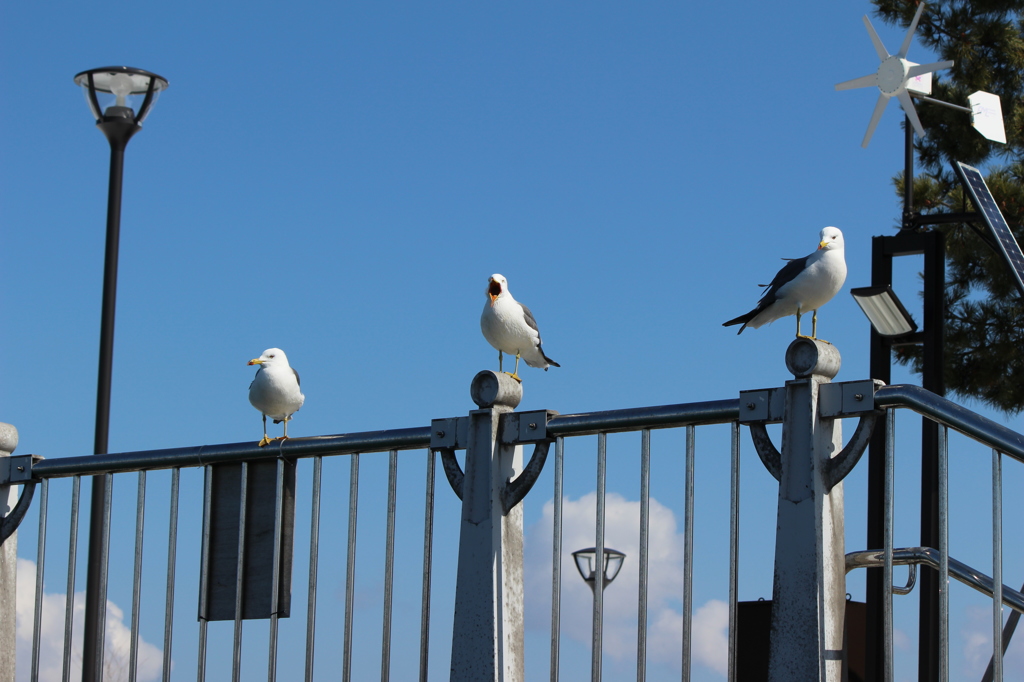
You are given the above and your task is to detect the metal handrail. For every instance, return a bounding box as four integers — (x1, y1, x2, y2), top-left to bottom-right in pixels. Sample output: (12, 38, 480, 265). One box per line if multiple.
(23, 398, 744, 481)
(875, 384, 1024, 463)
(846, 547, 1024, 615)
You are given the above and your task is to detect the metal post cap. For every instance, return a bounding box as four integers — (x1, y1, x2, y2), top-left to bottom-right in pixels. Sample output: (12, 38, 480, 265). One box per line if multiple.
(0, 423, 17, 455)
(471, 370, 523, 409)
(785, 338, 841, 379)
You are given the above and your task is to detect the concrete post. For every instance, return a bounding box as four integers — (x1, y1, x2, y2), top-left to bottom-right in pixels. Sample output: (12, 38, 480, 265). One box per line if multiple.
(768, 339, 846, 681)
(450, 371, 525, 682)
(0, 423, 19, 682)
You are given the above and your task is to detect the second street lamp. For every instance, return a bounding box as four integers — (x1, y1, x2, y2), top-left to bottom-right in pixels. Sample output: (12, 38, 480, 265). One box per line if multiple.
(74, 66, 168, 682)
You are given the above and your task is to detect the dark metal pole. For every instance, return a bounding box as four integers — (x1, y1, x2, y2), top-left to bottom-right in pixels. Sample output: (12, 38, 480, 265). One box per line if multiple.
(918, 229, 945, 682)
(83, 116, 138, 682)
(865, 236, 893, 682)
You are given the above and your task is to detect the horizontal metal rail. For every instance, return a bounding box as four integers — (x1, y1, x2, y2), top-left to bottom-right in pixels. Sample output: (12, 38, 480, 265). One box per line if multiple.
(20, 386, 1023, 479)
(23, 399, 744, 480)
(28, 427, 433, 479)
(846, 547, 1024, 615)
(875, 385, 1024, 463)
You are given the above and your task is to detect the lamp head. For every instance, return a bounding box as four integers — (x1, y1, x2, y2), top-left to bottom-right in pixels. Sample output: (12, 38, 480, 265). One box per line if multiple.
(74, 67, 168, 125)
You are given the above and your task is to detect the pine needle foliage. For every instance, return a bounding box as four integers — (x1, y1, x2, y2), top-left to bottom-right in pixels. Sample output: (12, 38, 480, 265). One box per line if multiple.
(872, 0, 1024, 413)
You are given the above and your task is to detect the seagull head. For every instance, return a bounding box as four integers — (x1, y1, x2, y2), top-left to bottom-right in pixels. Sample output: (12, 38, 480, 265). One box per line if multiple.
(248, 348, 289, 367)
(818, 226, 844, 251)
(487, 274, 508, 305)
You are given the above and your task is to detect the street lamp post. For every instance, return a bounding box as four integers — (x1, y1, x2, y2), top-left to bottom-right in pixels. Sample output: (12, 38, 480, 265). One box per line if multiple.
(572, 546, 625, 681)
(73, 66, 168, 682)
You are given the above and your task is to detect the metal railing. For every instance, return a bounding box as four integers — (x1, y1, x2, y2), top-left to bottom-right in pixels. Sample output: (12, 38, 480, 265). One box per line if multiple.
(5, 379, 1024, 681)
(847, 384, 1024, 682)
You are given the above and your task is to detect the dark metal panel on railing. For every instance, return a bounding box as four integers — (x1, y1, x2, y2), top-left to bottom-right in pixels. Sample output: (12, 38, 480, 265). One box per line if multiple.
(875, 385, 1024, 462)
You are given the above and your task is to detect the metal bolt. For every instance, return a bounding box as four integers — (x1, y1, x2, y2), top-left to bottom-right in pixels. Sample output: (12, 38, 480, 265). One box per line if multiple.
(528, 423, 537, 430)
(16, 466, 23, 472)
(436, 430, 445, 438)
(746, 402, 756, 410)
(854, 394, 864, 401)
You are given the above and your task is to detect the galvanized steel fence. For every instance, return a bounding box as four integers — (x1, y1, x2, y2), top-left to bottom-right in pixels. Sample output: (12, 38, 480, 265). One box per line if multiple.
(4, 376, 1024, 681)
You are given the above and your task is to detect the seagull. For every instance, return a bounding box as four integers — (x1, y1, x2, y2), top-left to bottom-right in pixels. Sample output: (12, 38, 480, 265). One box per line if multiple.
(480, 273, 560, 382)
(723, 227, 847, 340)
(248, 348, 305, 447)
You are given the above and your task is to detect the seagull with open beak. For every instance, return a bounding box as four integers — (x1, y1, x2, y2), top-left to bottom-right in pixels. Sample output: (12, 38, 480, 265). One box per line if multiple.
(480, 273, 560, 382)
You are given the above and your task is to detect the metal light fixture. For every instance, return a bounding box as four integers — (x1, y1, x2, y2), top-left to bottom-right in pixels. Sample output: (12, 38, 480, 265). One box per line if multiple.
(74, 65, 168, 682)
(850, 284, 918, 337)
(572, 547, 626, 592)
(74, 66, 168, 126)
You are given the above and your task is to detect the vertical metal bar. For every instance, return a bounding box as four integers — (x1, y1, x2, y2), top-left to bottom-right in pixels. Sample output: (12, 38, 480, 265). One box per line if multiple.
(419, 449, 436, 682)
(727, 422, 739, 682)
(129, 471, 147, 682)
(681, 425, 695, 682)
(550, 437, 565, 682)
(267, 458, 285, 682)
(938, 425, 949, 682)
(31, 478, 49, 682)
(305, 456, 323, 682)
(232, 462, 249, 682)
(592, 433, 607, 682)
(342, 453, 360, 682)
(163, 468, 180, 682)
(884, 409, 895, 682)
(96, 472, 114, 679)
(637, 430, 650, 682)
(197, 466, 213, 682)
(62, 476, 81, 682)
(381, 450, 398, 682)
(992, 448, 1003, 682)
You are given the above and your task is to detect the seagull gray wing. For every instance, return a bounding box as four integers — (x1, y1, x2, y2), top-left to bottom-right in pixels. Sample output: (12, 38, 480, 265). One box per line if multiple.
(519, 302, 541, 335)
(757, 255, 810, 307)
(292, 368, 300, 386)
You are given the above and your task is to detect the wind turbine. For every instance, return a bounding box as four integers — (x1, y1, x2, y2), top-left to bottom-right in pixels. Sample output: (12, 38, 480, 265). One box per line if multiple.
(836, 2, 954, 147)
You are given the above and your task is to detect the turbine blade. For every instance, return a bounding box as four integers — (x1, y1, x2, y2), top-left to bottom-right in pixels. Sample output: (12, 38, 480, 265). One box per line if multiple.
(862, 93, 890, 148)
(898, 2, 926, 58)
(836, 73, 877, 91)
(897, 90, 926, 137)
(863, 15, 890, 61)
(907, 60, 954, 78)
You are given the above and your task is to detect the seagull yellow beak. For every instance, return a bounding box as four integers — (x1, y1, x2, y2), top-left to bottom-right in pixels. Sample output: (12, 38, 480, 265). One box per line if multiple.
(818, 240, 828, 249)
(248, 358, 263, 366)
(487, 278, 501, 305)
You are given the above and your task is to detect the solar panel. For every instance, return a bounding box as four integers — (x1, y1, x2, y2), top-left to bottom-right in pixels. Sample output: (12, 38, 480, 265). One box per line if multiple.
(953, 161, 1024, 299)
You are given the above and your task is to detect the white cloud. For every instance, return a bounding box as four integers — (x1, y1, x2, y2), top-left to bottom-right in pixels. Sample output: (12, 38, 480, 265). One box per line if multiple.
(960, 604, 1024, 680)
(525, 491, 727, 677)
(15, 558, 164, 682)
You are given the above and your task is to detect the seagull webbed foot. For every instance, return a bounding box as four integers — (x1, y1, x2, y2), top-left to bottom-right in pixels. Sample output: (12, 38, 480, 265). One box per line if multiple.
(259, 435, 273, 447)
(506, 372, 522, 383)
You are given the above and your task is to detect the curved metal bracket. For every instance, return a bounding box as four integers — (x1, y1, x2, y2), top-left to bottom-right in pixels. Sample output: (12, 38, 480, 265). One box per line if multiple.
(823, 411, 879, 491)
(501, 440, 551, 514)
(437, 448, 464, 500)
(749, 423, 781, 482)
(0, 481, 37, 545)
(893, 563, 918, 596)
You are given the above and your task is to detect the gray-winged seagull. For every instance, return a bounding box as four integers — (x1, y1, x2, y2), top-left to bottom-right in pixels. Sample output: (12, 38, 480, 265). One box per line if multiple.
(480, 273, 560, 382)
(723, 227, 847, 339)
(248, 348, 305, 447)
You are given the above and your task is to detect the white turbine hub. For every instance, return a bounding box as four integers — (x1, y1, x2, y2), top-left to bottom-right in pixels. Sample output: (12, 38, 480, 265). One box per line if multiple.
(877, 56, 909, 96)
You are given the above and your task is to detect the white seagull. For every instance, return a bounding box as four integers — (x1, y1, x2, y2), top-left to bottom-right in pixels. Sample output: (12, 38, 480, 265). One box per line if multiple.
(480, 273, 560, 382)
(248, 348, 305, 447)
(723, 227, 847, 340)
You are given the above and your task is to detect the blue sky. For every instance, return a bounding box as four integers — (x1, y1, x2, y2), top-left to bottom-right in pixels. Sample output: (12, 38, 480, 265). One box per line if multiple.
(4, 1, 1024, 680)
